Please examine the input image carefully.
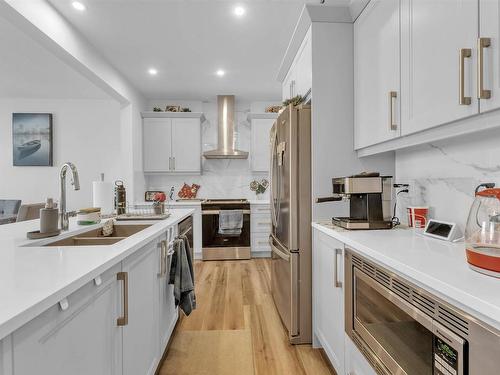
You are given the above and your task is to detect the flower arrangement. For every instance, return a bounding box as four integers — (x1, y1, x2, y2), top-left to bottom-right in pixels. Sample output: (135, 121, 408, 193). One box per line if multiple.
(250, 179, 269, 196)
(153, 192, 166, 214)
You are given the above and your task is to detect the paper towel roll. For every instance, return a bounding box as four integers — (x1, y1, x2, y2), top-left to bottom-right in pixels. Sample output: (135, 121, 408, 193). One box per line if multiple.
(92, 181, 114, 215)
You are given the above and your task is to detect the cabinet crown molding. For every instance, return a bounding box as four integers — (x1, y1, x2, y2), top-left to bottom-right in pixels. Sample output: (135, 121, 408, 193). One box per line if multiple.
(141, 111, 206, 122)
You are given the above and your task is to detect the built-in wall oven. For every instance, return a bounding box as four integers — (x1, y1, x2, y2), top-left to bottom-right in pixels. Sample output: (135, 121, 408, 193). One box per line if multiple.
(201, 199, 251, 260)
(345, 249, 500, 375)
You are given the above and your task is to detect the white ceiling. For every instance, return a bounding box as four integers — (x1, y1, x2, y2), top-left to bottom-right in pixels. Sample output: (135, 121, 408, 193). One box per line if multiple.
(0, 15, 110, 100)
(47, 0, 341, 102)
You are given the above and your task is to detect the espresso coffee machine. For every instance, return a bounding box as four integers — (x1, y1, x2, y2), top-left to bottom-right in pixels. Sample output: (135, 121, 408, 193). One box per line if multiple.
(317, 173, 393, 230)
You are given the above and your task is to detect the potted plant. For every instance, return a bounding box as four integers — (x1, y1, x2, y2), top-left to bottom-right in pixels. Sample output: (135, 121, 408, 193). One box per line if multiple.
(250, 179, 269, 199)
(153, 192, 167, 214)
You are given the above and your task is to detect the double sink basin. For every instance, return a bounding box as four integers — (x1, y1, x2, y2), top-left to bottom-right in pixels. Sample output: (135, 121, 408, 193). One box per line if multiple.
(32, 224, 152, 247)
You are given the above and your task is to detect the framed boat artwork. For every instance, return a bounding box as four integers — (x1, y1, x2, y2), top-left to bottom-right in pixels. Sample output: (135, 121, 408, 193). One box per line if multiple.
(12, 113, 53, 166)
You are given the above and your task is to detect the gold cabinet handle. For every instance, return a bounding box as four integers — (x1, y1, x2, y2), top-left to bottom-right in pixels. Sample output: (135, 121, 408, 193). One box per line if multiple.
(158, 240, 168, 277)
(117, 271, 128, 326)
(334, 248, 342, 288)
(478, 37, 491, 99)
(389, 91, 397, 130)
(459, 48, 472, 105)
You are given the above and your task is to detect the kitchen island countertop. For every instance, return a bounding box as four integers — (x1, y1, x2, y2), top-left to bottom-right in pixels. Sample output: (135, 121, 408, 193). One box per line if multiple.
(0, 208, 194, 340)
(313, 221, 500, 332)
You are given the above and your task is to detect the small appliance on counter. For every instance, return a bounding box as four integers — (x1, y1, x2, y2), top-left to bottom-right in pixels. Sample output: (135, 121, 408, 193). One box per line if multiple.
(316, 173, 393, 230)
(465, 184, 500, 277)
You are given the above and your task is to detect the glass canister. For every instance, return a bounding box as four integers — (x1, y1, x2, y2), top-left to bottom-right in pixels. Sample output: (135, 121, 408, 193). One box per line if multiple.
(465, 188, 500, 277)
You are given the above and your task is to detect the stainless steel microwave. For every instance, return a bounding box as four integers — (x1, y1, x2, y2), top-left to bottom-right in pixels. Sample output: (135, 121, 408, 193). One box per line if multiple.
(344, 249, 500, 375)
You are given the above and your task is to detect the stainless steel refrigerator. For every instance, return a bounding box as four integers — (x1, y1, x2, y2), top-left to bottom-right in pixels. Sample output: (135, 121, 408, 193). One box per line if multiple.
(269, 104, 312, 344)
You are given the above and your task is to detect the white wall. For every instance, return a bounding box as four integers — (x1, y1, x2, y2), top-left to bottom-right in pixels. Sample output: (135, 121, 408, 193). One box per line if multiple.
(395, 127, 500, 230)
(1, 0, 148, 204)
(144, 99, 280, 200)
(310, 22, 395, 221)
(0, 98, 122, 211)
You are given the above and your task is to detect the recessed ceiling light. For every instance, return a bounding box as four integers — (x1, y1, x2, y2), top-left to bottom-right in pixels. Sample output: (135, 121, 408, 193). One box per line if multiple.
(72, 1, 86, 11)
(148, 68, 158, 76)
(216, 69, 225, 77)
(234, 6, 245, 17)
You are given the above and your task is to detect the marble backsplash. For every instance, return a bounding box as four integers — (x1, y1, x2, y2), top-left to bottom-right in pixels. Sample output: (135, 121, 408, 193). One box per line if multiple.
(144, 99, 277, 200)
(395, 126, 500, 230)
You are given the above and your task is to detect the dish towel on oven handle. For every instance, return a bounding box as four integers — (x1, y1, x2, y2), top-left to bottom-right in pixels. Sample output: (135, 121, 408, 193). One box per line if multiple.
(169, 235, 196, 316)
(218, 209, 243, 236)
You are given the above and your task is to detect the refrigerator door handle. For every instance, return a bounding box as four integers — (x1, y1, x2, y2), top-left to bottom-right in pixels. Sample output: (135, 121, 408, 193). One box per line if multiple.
(270, 236, 290, 261)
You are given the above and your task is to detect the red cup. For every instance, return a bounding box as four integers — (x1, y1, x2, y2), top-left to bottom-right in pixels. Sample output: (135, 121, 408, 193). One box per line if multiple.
(407, 206, 429, 228)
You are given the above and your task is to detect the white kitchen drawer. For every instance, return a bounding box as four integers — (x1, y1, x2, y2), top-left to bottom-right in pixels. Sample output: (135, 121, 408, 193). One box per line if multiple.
(251, 205, 270, 215)
(251, 213, 272, 233)
(251, 232, 271, 252)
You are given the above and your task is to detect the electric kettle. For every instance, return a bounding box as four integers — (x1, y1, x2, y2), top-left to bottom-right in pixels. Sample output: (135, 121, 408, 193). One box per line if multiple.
(465, 187, 500, 277)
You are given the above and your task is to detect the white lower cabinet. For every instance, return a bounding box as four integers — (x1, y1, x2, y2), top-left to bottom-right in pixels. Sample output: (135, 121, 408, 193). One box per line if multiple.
(4, 227, 179, 375)
(159, 226, 178, 351)
(121, 238, 161, 375)
(10, 263, 123, 375)
(251, 203, 271, 256)
(344, 334, 377, 375)
(312, 228, 345, 375)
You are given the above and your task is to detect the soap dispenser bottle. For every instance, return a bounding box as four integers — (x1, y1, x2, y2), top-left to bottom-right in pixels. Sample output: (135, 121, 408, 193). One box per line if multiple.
(40, 198, 59, 234)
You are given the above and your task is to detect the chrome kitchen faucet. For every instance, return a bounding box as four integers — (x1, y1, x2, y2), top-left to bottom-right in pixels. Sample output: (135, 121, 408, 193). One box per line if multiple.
(59, 162, 80, 230)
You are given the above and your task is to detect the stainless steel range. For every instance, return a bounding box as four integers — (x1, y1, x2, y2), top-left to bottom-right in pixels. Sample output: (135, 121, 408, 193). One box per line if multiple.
(201, 199, 251, 260)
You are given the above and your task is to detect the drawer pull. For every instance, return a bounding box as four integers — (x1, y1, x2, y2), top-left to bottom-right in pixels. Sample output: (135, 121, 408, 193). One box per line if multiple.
(257, 222, 271, 226)
(459, 48, 472, 105)
(117, 272, 129, 326)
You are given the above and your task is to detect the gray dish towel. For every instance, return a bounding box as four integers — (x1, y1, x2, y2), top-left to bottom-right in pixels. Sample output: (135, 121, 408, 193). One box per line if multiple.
(168, 235, 196, 316)
(218, 209, 243, 236)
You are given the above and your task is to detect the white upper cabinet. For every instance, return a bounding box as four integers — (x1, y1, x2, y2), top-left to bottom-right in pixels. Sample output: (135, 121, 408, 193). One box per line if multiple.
(171, 118, 202, 173)
(142, 112, 203, 174)
(143, 118, 172, 173)
(479, 0, 500, 113)
(354, 0, 401, 149)
(281, 27, 312, 101)
(249, 114, 277, 172)
(400, 0, 479, 135)
(295, 29, 312, 99)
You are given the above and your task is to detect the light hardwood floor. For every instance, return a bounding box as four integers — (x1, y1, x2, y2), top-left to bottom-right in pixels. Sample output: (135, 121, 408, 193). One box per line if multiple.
(159, 259, 336, 375)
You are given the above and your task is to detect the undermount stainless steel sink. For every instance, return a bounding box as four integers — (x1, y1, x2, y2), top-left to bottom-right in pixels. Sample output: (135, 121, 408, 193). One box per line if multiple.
(41, 224, 152, 247)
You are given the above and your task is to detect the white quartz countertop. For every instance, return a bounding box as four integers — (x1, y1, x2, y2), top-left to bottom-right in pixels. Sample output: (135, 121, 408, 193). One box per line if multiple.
(312, 222, 500, 332)
(0, 208, 194, 340)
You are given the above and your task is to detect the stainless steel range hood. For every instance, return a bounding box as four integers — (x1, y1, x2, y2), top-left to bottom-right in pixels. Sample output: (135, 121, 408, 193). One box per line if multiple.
(203, 95, 248, 159)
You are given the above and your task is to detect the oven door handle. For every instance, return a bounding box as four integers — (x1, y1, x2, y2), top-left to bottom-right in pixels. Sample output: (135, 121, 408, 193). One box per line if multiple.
(202, 210, 251, 215)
